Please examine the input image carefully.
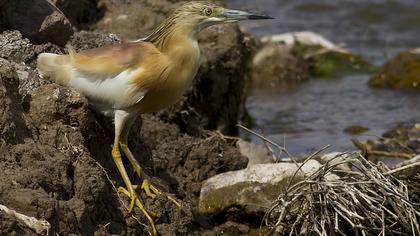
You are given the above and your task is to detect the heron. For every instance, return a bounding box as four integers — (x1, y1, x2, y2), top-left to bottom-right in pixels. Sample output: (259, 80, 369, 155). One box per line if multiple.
(37, 1, 272, 234)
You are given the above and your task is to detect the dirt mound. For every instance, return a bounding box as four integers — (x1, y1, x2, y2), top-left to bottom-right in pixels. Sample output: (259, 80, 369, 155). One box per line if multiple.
(0, 30, 248, 235)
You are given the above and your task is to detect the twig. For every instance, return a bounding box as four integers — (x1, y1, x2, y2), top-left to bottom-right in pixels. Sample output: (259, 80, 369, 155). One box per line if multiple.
(0, 204, 50, 235)
(237, 124, 293, 161)
(262, 152, 420, 236)
(384, 161, 420, 176)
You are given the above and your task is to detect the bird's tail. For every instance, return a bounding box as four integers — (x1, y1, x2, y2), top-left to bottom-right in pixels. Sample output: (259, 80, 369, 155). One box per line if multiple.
(37, 53, 72, 85)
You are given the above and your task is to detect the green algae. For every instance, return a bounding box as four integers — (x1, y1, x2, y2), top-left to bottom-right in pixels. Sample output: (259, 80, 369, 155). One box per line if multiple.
(292, 43, 376, 78)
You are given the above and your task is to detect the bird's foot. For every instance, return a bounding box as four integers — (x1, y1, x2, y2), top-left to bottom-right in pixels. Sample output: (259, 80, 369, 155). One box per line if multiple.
(138, 179, 181, 210)
(117, 187, 157, 235)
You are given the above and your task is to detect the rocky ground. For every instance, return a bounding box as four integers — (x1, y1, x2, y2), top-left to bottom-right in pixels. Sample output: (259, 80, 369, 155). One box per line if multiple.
(1, 0, 419, 235)
(0, 0, 252, 235)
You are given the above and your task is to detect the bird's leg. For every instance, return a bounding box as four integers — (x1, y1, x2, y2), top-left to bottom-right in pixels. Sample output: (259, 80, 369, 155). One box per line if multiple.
(119, 119, 181, 209)
(112, 113, 157, 234)
(112, 137, 137, 211)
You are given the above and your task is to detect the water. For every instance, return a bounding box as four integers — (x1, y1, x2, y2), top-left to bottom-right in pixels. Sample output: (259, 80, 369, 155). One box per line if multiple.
(226, 0, 420, 156)
(226, 0, 420, 64)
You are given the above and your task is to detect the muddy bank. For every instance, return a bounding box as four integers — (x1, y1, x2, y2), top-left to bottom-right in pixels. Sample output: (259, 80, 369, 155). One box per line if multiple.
(0, 40, 248, 235)
(0, 0, 252, 234)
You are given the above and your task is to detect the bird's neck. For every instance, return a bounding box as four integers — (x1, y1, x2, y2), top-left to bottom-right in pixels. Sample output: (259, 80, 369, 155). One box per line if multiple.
(145, 19, 199, 54)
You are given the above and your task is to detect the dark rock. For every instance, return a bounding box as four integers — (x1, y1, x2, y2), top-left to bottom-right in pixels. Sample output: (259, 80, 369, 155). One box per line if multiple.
(343, 125, 370, 135)
(50, 0, 106, 28)
(369, 50, 420, 90)
(250, 43, 309, 87)
(178, 25, 251, 135)
(0, 0, 73, 46)
(0, 59, 29, 144)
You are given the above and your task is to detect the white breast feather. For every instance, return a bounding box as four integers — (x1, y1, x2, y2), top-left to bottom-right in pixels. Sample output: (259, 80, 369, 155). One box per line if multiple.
(68, 67, 146, 111)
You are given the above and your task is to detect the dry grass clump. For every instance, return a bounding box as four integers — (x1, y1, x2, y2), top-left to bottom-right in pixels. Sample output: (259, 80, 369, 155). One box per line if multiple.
(262, 152, 420, 236)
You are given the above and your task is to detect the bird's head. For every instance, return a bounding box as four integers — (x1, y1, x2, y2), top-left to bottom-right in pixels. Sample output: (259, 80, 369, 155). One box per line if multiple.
(173, 1, 273, 31)
(145, 2, 273, 49)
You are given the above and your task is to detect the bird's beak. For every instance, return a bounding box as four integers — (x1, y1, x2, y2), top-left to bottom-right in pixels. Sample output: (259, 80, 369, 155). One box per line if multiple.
(219, 9, 274, 21)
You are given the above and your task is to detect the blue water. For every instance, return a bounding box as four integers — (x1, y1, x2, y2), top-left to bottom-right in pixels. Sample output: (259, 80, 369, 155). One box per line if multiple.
(226, 0, 420, 155)
(227, 0, 420, 64)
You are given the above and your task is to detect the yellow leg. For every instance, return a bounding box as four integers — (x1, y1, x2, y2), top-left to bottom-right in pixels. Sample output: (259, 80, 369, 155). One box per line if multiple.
(112, 140, 137, 212)
(119, 118, 181, 209)
(112, 112, 157, 235)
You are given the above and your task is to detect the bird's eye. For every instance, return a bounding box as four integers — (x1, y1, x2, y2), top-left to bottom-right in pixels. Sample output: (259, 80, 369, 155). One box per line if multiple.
(203, 8, 213, 16)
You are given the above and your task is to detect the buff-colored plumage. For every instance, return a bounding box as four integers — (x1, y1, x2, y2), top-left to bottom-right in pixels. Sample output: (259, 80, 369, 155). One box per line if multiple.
(36, 2, 272, 235)
(37, 40, 195, 114)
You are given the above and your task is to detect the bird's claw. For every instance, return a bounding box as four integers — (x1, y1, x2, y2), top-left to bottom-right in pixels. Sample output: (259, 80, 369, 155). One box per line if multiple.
(141, 179, 158, 199)
(140, 179, 182, 210)
(117, 187, 157, 235)
(117, 187, 136, 212)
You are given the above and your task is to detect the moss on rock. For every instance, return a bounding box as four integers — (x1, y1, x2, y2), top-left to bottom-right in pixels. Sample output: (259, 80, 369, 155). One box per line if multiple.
(369, 51, 420, 89)
(293, 43, 375, 78)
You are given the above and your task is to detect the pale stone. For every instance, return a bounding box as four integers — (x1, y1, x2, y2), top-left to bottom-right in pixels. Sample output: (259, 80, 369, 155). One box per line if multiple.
(198, 160, 330, 215)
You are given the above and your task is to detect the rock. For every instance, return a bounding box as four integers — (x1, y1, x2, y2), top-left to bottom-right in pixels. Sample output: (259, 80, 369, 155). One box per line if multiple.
(0, 30, 62, 97)
(68, 30, 121, 50)
(343, 125, 370, 135)
(369, 50, 420, 90)
(250, 42, 309, 87)
(251, 32, 373, 86)
(140, 115, 249, 199)
(95, 0, 251, 135)
(49, 0, 106, 28)
(203, 221, 251, 236)
(0, 80, 141, 235)
(237, 139, 274, 166)
(0, 31, 62, 67)
(352, 123, 420, 163)
(0, 59, 29, 144)
(304, 47, 374, 78)
(198, 160, 324, 217)
(314, 152, 352, 172)
(164, 24, 251, 135)
(0, 0, 73, 46)
(261, 31, 341, 51)
(95, 0, 171, 41)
